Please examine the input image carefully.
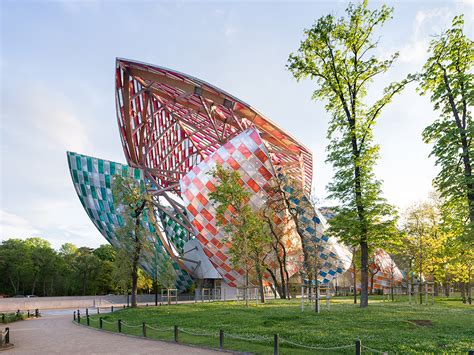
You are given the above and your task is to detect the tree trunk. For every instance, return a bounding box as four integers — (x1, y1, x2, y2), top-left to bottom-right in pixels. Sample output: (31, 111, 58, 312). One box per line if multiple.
(283, 258, 291, 299)
(314, 269, 320, 313)
(460, 282, 466, 304)
(266, 267, 282, 299)
(390, 273, 394, 302)
(468, 268, 472, 305)
(370, 273, 374, 295)
(360, 241, 369, 307)
(276, 245, 287, 299)
(245, 268, 249, 307)
(9, 275, 18, 295)
(255, 262, 265, 304)
(267, 218, 287, 299)
(352, 248, 357, 304)
(441, 68, 474, 225)
(31, 272, 38, 296)
(353, 262, 357, 304)
(131, 260, 138, 307)
(83, 273, 87, 295)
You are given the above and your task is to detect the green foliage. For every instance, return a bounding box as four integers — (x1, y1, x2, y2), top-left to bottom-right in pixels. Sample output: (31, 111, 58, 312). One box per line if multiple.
(89, 298, 474, 353)
(157, 258, 177, 290)
(418, 15, 473, 242)
(402, 199, 443, 279)
(287, 0, 409, 306)
(0, 238, 153, 296)
(111, 174, 156, 307)
(208, 165, 271, 298)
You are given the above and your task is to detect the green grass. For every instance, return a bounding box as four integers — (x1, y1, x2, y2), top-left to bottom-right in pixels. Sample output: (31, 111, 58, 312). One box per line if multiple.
(1, 312, 34, 323)
(86, 297, 474, 354)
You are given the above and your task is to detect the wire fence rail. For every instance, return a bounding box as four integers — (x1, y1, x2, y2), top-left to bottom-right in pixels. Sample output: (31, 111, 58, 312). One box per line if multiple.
(72, 309, 389, 354)
(2, 309, 41, 324)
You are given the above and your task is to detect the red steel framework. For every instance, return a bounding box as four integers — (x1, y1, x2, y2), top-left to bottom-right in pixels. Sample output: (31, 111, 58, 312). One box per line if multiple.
(115, 58, 314, 246)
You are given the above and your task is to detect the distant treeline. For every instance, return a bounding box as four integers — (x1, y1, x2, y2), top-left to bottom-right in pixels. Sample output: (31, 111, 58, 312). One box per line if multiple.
(0, 238, 154, 297)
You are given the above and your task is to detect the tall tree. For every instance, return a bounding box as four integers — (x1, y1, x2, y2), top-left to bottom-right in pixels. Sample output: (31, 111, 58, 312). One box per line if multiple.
(73, 247, 101, 295)
(112, 174, 154, 307)
(209, 165, 271, 305)
(402, 200, 442, 304)
(262, 194, 292, 299)
(418, 15, 473, 240)
(287, 1, 412, 307)
(0, 239, 32, 295)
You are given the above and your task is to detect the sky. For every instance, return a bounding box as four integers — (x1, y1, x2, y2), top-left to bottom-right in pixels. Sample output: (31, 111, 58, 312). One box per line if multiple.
(1, 0, 472, 249)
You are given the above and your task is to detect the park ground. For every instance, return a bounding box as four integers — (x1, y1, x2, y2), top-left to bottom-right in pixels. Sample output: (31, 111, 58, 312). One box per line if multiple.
(4, 312, 223, 354)
(86, 296, 474, 354)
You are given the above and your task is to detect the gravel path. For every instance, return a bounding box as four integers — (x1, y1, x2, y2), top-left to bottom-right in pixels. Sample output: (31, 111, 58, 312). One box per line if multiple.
(4, 314, 226, 354)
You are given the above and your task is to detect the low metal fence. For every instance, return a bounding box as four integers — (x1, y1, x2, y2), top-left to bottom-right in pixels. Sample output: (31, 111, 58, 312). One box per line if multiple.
(73, 308, 389, 354)
(1, 309, 40, 323)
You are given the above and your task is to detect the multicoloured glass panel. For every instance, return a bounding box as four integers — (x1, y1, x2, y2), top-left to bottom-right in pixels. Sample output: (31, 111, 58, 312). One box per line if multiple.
(67, 151, 193, 291)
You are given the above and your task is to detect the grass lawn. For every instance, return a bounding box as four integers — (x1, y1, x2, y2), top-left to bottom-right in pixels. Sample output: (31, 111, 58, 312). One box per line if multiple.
(86, 297, 473, 354)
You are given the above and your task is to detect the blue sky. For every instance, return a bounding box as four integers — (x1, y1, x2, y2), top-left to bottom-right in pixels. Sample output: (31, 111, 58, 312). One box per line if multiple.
(1, 0, 472, 249)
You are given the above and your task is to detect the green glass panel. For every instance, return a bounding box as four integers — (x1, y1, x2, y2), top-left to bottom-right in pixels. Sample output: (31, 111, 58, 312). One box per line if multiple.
(76, 156, 82, 170)
(91, 186, 97, 199)
(87, 157, 93, 172)
(72, 170, 79, 184)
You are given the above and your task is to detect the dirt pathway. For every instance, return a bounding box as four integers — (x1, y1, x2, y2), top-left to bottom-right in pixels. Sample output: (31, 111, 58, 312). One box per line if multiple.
(4, 314, 226, 354)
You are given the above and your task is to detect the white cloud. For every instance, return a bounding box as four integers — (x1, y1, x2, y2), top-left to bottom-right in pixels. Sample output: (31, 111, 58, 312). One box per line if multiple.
(399, 8, 453, 64)
(0, 209, 40, 239)
(28, 89, 93, 153)
(59, 0, 101, 14)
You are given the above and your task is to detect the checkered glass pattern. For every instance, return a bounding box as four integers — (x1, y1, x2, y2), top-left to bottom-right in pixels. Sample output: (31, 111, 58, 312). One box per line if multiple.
(179, 129, 288, 287)
(370, 249, 404, 289)
(281, 180, 352, 285)
(158, 208, 188, 254)
(67, 151, 193, 291)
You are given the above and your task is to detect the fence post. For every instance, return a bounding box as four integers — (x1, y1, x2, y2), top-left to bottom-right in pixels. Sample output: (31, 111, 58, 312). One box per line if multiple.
(35, 309, 39, 317)
(326, 288, 330, 310)
(274, 334, 279, 355)
(97, 308, 100, 314)
(355, 339, 361, 355)
(87, 314, 90, 326)
(27, 310, 30, 318)
(174, 325, 179, 342)
(77, 310, 81, 323)
(2, 314, 5, 323)
(118, 319, 122, 333)
(73, 311, 76, 322)
(86, 308, 89, 317)
(219, 329, 224, 349)
(425, 283, 428, 305)
(142, 322, 147, 337)
(408, 283, 412, 304)
(100, 317, 103, 329)
(301, 286, 304, 312)
(5, 327, 9, 344)
(111, 306, 114, 313)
